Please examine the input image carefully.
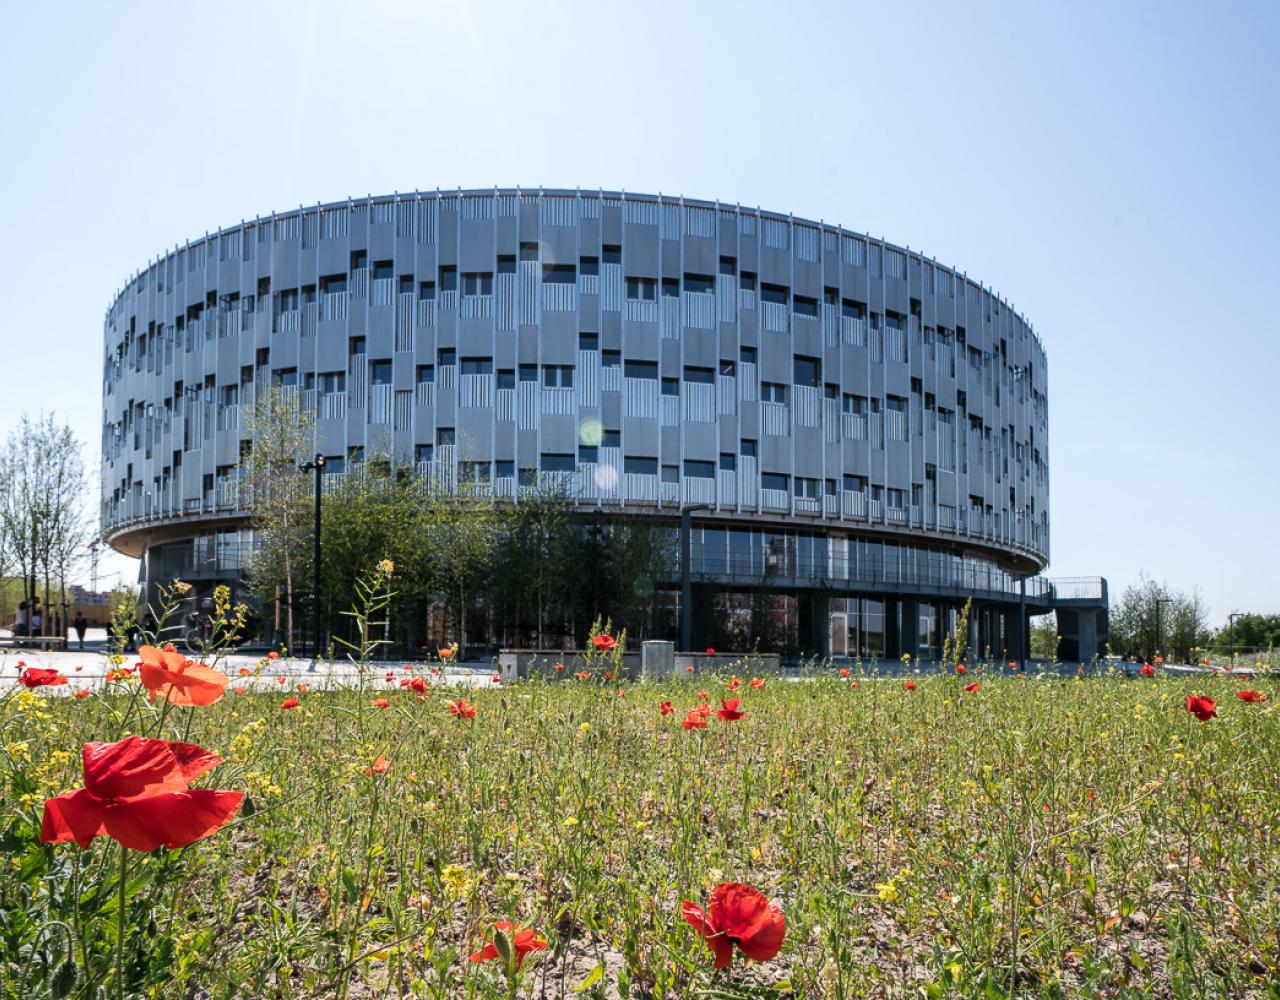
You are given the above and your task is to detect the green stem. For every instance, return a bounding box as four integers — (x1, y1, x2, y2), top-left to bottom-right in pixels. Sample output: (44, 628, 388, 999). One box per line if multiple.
(116, 842, 128, 1000)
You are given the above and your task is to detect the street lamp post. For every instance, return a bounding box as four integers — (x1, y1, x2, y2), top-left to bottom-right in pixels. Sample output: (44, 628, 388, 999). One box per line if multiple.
(1228, 611, 1244, 670)
(1153, 597, 1171, 663)
(679, 503, 712, 652)
(299, 454, 325, 664)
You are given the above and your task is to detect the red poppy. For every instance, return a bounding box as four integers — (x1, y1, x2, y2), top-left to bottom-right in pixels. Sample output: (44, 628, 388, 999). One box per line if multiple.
(74, 666, 83, 672)
(276, 676, 287, 685)
(576, 671, 590, 680)
(750, 678, 765, 690)
(449, 699, 477, 719)
(682, 711, 708, 730)
(469, 922, 547, 970)
(268, 650, 280, 660)
(19, 667, 68, 688)
(281, 697, 299, 709)
(838, 667, 850, 678)
(591, 634, 617, 652)
(726, 677, 742, 691)
(232, 687, 247, 695)
(74, 689, 91, 699)
(1185, 695, 1216, 721)
(555, 662, 565, 672)
(1008, 661, 1017, 669)
(1236, 690, 1267, 703)
(1154, 656, 1164, 665)
(706, 647, 716, 655)
(385, 671, 396, 682)
(439, 647, 455, 660)
(296, 683, 310, 693)
(603, 671, 614, 682)
(371, 698, 391, 708)
(849, 681, 858, 689)
(1016, 672, 1026, 678)
(400, 677, 427, 695)
(660, 701, 674, 716)
(363, 755, 390, 776)
(491, 673, 501, 684)
(682, 882, 785, 969)
(686, 664, 695, 672)
(239, 667, 253, 677)
(964, 682, 980, 693)
(955, 664, 967, 675)
(903, 681, 916, 691)
(717, 698, 745, 721)
(698, 690, 709, 701)
(1140, 664, 1155, 676)
(41, 737, 243, 852)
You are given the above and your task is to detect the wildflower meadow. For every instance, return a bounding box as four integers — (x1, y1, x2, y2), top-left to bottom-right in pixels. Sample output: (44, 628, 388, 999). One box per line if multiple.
(1, 580, 1277, 999)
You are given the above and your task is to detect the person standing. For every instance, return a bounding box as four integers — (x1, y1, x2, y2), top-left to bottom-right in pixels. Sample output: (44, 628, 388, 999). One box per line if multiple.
(73, 613, 88, 650)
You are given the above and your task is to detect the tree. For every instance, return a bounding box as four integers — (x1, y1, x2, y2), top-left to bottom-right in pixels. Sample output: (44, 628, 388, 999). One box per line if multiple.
(1214, 613, 1280, 655)
(0, 414, 88, 638)
(1029, 613, 1059, 660)
(241, 386, 316, 651)
(1107, 574, 1212, 663)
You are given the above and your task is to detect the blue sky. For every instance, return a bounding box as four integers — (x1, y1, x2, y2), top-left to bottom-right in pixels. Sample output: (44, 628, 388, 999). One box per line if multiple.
(1, 0, 1276, 622)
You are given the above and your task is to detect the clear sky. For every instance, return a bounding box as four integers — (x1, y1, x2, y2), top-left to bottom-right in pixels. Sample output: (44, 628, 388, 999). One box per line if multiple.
(1, 0, 1276, 623)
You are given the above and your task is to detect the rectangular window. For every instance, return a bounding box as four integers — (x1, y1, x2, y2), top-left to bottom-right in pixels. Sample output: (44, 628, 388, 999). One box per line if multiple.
(761, 381, 788, 404)
(461, 357, 493, 375)
(460, 461, 491, 483)
(578, 445, 598, 463)
(418, 281, 436, 301)
(320, 274, 348, 294)
(661, 464, 679, 484)
(739, 346, 757, 365)
(543, 365, 574, 388)
(578, 331, 599, 350)
(683, 272, 715, 294)
(496, 369, 515, 390)
(793, 294, 818, 318)
(437, 427, 455, 446)
(625, 276, 657, 300)
(602, 244, 622, 265)
(497, 254, 516, 274)
(624, 359, 658, 379)
(684, 459, 715, 479)
(844, 474, 867, 492)
(624, 456, 658, 476)
(318, 371, 346, 393)
(719, 453, 736, 471)
(540, 453, 575, 472)
(741, 439, 757, 458)
(661, 377, 679, 396)
(719, 359, 736, 377)
(740, 270, 757, 291)
(795, 477, 820, 499)
(761, 283, 789, 305)
(579, 255, 599, 276)
(683, 365, 714, 384)
(792, 356, 820, 386)
(761, 472, 789, 491)
(496, 460, 515, 478)
(520, 241, 539, 262)
(519, 468, 537, 486)
(462, 271, 493, 296)
(518, 364, 538, 382)
(842, 393, 866, 415)
(416, 365, 434, 384)
(349, 336, 366, 355)
(543, 264, 576, 284)
(719, 256, 737, 276)
(601, 429, 621, 448)
(398, 275, 413, 295)
(372, 260, 394, 280)
(438, 348, 456, 367)
(602, 349, 621, 368)
(661, 277, 679, 298)
(439, 266, 457, 291)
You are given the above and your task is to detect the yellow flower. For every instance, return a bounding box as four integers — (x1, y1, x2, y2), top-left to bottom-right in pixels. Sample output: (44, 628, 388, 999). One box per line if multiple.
(377, 558, 395, 576)
(876, 880, 900, 903)
(172, 579, 192, 595)
(563, 816, 580, 828)
(441, 864, 472, 900)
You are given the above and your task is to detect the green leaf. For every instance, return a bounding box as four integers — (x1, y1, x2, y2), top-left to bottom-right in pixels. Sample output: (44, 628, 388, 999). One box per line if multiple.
(575, 962, 604, 991)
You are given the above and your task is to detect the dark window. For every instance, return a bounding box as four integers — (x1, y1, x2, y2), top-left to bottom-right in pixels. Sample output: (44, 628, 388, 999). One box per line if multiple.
(661, 277, 679, 298)
(439, 266, 457, 291)
(740, 346, 757, 365)
(842, 298, 865, 319)
(684, 459, 715, 479)
(684, 273, 715, 294)
(496, 369, 515, 390)
(626, 276, 656, 300)
(824, 382, 838, 399)
(415, 444, 434, 463)
(601, 429, 621, 448)
(661, 464, 679, 484)
(372, 260, 393, 280)
(540, 453, 574, 472)
(740, 270, 757, 291)
(579, 255, 599, 276)
(438, 348, 456, 367)
(825, 478, 837, 496)
(624, 456, 658, 476)
(624, 360, 658, 379)
(719, 359, 736, 377)
(843, 474, 867, 492)
(602, 349, 621, 368)
(683, 366, 714, 384)
(824, 287, 838, 305)
(661, 378, 679, 397)
(719, 256, 737, 276)
(761, 283, 789, 305)
(793, 294, 818, 317)
(579, 445, 598, 463)
(462, 272, 493, 296)
(348, 445, 364, 462)
(518, 364, 538, 382)
(416, 365, 434, 384)
(497, 254, 516, 274)
(795, 477, 820, 499)
(496, 460, 515, 478)
(543, 365, 574, 388)
(369, 360, 392, 385)
(741, 439, 757, 458)
(349, 251, 366, 270)
(419, 281, 436, 301)
(398, 275, 414, 294)
(349, 336, 366, 355)
(761, 381, 788, 404)
(719, 453, 736, 471)
(519, 241, 539, 262)
(578, 331, 599, 350)
(543, 264, 576, 284)
(793, 356, 821, 387)
(437, 427, 455, 446)
(320, 273, 347, 294)
(602, 244, 621, 265)
(461, 357, 492, 376)
(518, 468, 537, 486)
(761, 472, 789, 491)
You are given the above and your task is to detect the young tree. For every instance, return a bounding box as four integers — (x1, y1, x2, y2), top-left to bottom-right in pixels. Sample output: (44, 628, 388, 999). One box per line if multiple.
(241, 386, 316, 651)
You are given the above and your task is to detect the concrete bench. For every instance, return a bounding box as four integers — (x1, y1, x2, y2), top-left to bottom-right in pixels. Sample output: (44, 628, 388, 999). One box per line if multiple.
(2, 636, 69, 651)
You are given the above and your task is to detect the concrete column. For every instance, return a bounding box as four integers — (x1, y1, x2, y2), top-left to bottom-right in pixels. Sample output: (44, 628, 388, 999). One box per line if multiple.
(900, 598, 919, 658)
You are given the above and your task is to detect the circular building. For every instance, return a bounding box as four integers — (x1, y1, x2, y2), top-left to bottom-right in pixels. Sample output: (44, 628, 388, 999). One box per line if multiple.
(102, 189, 1051, 659)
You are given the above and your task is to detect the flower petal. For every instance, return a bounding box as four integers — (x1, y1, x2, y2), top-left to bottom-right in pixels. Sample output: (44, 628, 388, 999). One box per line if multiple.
(101, 790, 244, 851)
(41, 789, 108, 848)
(682, 900, 733, 968)
(710, 883, 785, 961)
(81, 737, 190, 801)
